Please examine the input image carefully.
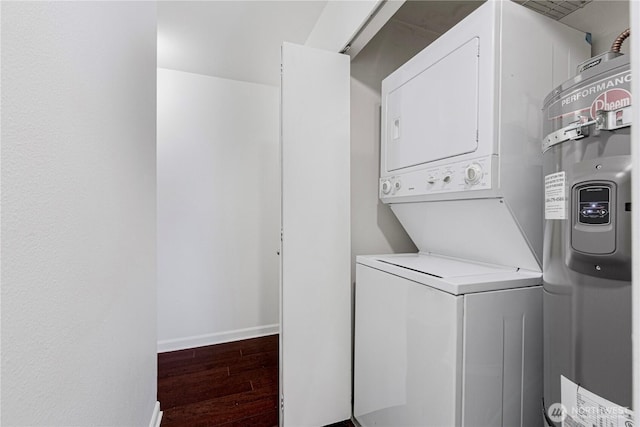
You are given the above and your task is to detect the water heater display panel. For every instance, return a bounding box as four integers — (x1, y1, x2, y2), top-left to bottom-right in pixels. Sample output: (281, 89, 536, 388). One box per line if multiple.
(571, 182, 616, 256)
(384, 37, 479, 172)
(578, 186, 610, 225)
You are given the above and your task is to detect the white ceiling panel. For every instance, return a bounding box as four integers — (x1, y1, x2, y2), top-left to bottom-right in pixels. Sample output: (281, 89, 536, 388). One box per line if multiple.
(514, 0, 592, 20)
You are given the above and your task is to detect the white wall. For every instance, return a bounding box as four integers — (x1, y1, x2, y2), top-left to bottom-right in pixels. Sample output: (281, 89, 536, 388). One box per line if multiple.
(560, 0, 630, 56)
(157, 69, 279, 352)
(157, 1, 326, 86)
(1, 2, 158, 426)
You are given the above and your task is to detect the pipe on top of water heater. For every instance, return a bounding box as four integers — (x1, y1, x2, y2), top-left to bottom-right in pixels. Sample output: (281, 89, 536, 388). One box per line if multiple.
(611, 28, 630, 53)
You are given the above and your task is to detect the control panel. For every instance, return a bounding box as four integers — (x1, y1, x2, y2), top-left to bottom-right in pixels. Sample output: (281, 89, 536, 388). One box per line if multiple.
(578, 186, 610, 225)
(567, 159, 631, 282)
(571, 182, 616, 256)
(380, 156, 494, 201)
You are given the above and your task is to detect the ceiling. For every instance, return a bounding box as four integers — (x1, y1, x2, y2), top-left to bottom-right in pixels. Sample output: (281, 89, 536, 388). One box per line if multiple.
(515, 0, 592, 20)
(156, 1, 489, 87)
(157, 1, 327, 86)
(157, 0, 609, 88)
(390, 0, 483, 38)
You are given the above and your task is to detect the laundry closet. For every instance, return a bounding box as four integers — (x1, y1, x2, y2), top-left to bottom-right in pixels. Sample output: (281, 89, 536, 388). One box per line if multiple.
(279, 1, 633, 426)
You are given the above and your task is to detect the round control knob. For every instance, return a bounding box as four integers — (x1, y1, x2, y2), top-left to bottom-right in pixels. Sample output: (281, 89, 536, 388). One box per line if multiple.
(464, 163, 483, 185)
(427, 176, 436, 185)
(394, 181, 401, 191)
(381, 180, 392, 195)
(443, 175, 452, 184)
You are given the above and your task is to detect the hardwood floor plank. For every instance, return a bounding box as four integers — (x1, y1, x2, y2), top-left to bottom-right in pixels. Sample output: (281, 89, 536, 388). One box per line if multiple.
(158, 351, 242, 378)
(194, 345, 246, 359)
(243, 367, 278, 391)
(158, 366, 230, 390)
(238, 334, 278, 357)
(158, 349, 196, 364)
(158, 335, 279, 427)
(161, 385, 278, 426)
(228, 350, 278, 375)
(159, 374, 253, 409)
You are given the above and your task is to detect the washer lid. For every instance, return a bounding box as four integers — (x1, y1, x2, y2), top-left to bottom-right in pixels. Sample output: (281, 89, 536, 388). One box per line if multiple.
(376, 252, 515, 278)
(356, 253, 541, 295)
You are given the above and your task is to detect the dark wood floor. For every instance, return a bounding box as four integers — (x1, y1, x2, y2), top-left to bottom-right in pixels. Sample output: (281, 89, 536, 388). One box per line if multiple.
(158, 334, 279, 427)
(157, 334, 355, 427)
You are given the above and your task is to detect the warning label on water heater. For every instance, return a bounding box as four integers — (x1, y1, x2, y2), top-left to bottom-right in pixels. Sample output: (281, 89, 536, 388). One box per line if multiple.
(545, 172, 567, 220)
(560, 376, 634, 427)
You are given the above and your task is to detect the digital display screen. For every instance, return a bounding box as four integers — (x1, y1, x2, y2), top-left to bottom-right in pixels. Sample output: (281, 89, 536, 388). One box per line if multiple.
(578, 186, 610, 225)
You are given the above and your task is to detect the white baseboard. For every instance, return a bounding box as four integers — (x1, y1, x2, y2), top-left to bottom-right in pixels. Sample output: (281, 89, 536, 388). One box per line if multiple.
(148, 401, 162, 427)
(157, 324, 279, 353)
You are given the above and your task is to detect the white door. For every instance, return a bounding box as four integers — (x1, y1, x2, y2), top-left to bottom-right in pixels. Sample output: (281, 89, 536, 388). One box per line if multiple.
(280, 42, 351, 427)
(383, 37, 480, 172)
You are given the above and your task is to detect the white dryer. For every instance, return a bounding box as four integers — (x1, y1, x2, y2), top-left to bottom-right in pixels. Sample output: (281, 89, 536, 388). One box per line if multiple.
(353, 1, 590, 426)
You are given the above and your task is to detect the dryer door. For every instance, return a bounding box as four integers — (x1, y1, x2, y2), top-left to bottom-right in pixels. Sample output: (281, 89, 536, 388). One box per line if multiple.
(384, 37, 479, 172)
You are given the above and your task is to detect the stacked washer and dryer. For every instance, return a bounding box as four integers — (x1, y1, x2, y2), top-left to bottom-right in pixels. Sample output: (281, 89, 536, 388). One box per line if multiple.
(353, 1, 590, 426)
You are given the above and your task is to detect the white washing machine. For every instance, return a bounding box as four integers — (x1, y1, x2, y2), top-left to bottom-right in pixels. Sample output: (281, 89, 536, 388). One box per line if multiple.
(354, 254, 542, 426)
(353, 1, 590, 426)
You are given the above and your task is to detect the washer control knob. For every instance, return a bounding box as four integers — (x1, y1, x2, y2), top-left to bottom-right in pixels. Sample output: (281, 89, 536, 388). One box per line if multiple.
(443, 174, 452, 184)
(464, 163, 483, 185)
(427, 176, 436, 185)
(394, 180, 402, 192)
(381, 180, 392, 194)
